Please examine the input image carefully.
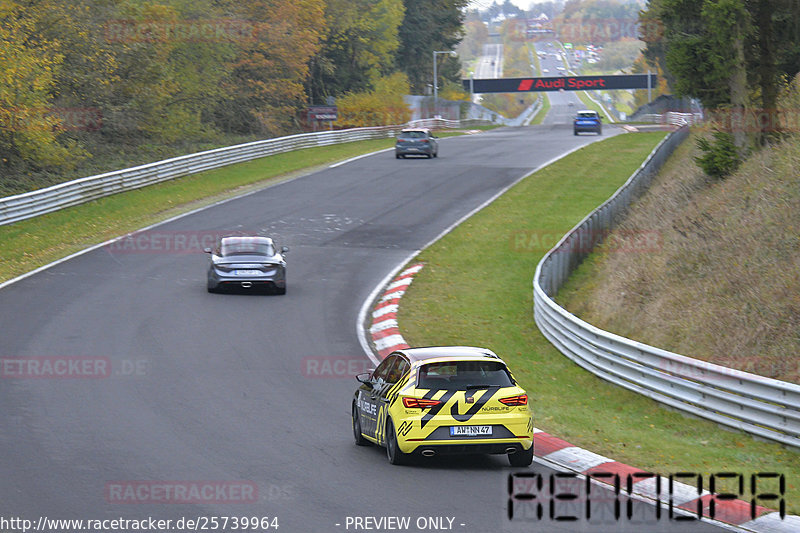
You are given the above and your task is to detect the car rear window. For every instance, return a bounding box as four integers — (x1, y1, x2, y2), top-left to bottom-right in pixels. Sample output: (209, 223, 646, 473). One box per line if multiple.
(400, 131, 426, 139)
(577, 112, 597, 119)
(417, 360, 514, 390)
(221, 242, 274, 257)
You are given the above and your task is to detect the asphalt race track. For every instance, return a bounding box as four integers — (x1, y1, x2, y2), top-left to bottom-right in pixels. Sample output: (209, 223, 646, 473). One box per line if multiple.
(0, 125, 726, 532)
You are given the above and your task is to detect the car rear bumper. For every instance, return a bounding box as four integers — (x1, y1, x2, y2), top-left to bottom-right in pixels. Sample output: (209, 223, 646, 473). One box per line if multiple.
(396, 147, 434, 156)
(215, 279, 284, 290)
(208, 272, 286, 291)
(408, 441, 532, 456)
(574, 123, 601, 132)
(397, 413, 533, 454)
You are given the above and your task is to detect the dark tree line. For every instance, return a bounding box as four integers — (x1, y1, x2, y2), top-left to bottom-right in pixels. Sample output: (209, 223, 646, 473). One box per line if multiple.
(641, 0, 800, 146)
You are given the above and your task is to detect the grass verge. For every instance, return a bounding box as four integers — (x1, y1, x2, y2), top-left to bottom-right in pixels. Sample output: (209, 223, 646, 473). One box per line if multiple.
(530, 95, 551, 126)
(3, 138, 397, 283)
(397, 131, 800, 511)
(576, 90, 609, 119)
(558, 132, 800, 383)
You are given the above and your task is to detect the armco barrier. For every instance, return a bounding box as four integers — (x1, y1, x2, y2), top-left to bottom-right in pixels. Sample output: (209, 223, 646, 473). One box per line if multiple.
(533, 125, 800, 448)
(0, 118, 485, 227)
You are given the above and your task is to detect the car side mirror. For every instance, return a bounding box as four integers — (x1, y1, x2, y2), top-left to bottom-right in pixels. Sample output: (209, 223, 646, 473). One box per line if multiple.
(281, 246, 289, 254)
(356, 372, 373, 385)
(203, 247, 212, 254)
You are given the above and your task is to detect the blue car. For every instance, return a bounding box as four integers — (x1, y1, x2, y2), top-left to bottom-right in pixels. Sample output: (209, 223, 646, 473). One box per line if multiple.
(573, 110, 602, 135)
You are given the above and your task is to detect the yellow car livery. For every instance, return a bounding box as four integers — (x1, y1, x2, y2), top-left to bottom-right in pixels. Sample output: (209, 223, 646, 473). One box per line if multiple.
(352, 346, 534, 466)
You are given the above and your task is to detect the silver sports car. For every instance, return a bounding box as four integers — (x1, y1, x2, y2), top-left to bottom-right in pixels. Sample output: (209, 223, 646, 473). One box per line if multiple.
(204, 236, 288, 294)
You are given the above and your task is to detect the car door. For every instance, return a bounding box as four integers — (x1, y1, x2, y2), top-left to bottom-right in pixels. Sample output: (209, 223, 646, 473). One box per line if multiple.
(374, 355, 411, 445)
(357, 355, 396, 439)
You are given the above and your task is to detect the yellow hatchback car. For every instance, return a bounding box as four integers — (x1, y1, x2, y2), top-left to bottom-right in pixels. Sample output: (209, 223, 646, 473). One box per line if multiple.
(352, 346, 534, 466)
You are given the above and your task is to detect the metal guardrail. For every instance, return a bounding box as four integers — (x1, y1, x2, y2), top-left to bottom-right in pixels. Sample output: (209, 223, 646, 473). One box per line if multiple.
(533, 125, 800, 448)
(639, 112, 704, 126)
(0, 118, 487, 227)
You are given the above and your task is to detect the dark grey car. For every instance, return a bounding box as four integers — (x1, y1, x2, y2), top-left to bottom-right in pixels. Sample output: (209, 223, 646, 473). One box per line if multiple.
(395, 128, 439, 159)
(204, 236, 288, 294)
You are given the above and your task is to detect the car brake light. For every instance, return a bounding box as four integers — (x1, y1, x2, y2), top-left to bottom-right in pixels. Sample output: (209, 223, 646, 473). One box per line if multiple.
(499, 394, 528, 406)
(421, 139, 429, 143)
(402, 397, 442, 409)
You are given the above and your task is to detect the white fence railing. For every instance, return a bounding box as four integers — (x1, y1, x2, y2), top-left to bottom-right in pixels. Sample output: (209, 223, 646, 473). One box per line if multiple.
(533, 126, 800, 448)
(639, 112, 704, 126)
(0, 118, 488, 227)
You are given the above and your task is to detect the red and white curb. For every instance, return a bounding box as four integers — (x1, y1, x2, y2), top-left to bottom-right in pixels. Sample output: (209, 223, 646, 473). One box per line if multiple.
(368, 263, 424, 359)
(365, 263, 798, 532)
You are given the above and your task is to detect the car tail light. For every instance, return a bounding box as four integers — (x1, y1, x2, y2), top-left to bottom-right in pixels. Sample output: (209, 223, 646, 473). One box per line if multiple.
(499, 394, 528, 406)
(403, 397, 442, 409)
(420, 139, 429, 143)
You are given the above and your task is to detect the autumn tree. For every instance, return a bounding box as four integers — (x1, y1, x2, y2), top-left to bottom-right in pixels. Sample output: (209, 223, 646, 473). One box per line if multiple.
(307, 0, 404, 104)
(210, 0, 325, 135)
(0, 0, 84, 176)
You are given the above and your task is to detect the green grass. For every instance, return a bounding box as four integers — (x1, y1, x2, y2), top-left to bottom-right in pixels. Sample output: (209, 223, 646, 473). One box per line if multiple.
(397, 131, 800, 512)
(530, 95, 551, 126)
(2, 138, 397, 283)
(575, 90, 609, 119)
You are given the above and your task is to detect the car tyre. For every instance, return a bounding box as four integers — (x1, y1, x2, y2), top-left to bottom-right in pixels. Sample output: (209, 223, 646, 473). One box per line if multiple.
(386, 419, 409, 465)
(508, 445, 534, 467)
(207, 285, 218, 293)
(352, 403, 369, 446)
(275, 286, 286, 295)
(573, 130, 578, 136)
(396, 154, 401, 159)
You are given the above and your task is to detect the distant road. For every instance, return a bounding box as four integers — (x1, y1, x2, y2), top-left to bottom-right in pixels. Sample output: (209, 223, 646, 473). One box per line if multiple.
(535, 41, 584, 125)
(475, 43, 503, 79)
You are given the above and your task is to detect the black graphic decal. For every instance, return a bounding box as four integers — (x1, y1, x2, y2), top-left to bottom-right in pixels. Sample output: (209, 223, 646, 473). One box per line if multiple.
(451, 387, 500, 422)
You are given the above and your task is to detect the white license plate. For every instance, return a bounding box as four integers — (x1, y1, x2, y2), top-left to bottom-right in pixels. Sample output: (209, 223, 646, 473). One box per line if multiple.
(450, 425, 492, 437)
(234, 269, 261, 276)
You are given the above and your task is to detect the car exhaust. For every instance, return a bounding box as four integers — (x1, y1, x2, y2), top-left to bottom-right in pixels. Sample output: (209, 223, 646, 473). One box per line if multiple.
(506, 447, 517, 454)
(421, 449, 436, 457)
(241, 281, 252, 288)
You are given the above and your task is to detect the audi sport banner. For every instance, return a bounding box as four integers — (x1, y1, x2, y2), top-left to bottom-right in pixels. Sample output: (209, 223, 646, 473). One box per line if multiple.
(462, 74, 657, 93)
